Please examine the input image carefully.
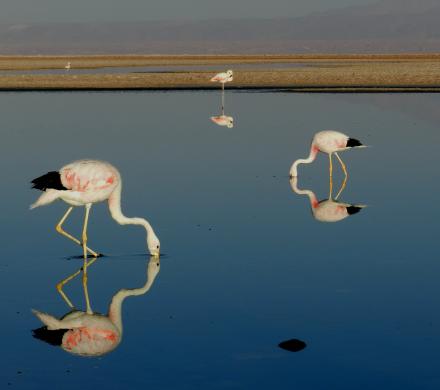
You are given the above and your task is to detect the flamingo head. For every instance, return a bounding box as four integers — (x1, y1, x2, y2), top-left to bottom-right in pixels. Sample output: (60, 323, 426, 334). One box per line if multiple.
(226, 70, 233, 76)
(147, 232, 161, 257)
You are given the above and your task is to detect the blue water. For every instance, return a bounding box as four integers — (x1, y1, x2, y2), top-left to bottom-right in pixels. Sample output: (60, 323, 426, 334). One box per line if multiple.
(0, 91, 439, 389)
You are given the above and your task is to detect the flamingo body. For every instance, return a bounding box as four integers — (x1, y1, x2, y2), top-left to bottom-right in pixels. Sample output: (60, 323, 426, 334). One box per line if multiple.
(30, 159, 160, 256)
(210, 70, 233, 84)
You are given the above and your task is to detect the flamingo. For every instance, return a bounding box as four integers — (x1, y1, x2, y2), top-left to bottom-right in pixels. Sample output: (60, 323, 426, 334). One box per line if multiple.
(64, 61, 71, 71)
(290, 176, 365, 223)
(210, 70, 233, 90)
(30, 160, 160, 309)
(32, 257, 160, 357)
(289, 130, 366, 178)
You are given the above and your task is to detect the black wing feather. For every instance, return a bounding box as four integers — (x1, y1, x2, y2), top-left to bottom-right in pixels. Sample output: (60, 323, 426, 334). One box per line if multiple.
(32, 326, 68, 347)
(346, 138, 363, 147)
(31, 171, 67, 191)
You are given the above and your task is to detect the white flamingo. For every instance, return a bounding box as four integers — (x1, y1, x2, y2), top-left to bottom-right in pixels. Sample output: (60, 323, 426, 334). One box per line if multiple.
(65, 62, 71, 71)
(290, 176, 365, 223)
(210, 70, 233, 91)
(290, 130, 366, 178)
(30, 160, 160, 310)
(32, 257, 160, 357)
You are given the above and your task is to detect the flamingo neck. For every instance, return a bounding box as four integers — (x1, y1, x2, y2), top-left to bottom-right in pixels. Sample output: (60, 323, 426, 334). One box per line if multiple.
(108, 261, 159, 335)
(290, 144, 319, 177)
(290, 177, 319, 208)
(108, 182, 156, 238)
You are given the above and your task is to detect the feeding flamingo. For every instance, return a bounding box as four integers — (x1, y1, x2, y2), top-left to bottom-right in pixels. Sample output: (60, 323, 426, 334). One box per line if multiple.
(30, 159, 160, 257)
(290, 176, 365, 223)
(30, 160, 160, 309)
(289, 130, 366, 178)
(32, 257, 160, 357)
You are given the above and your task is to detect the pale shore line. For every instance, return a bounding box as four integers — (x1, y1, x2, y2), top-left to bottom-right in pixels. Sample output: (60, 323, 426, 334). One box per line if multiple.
(1, 54, 440, 91)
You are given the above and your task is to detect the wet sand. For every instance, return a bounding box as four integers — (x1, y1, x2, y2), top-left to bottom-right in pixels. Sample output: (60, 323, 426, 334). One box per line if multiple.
(1, 54, 440, 91)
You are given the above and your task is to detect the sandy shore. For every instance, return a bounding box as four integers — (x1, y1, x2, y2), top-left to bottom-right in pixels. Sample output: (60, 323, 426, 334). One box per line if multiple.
(1, 54, 440, 91)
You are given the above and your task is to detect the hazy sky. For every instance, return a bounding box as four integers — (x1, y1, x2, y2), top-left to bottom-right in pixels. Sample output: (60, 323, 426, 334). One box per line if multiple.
(3, 0, 378, 23)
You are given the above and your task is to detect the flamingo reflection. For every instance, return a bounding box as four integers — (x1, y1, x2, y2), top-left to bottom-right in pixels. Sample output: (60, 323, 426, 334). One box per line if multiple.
(290, 176, 366, 223)
(210, 84, 234, 128)
(32, 257, 160, 356)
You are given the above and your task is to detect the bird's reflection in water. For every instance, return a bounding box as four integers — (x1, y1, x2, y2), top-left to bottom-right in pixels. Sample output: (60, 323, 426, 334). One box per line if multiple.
(290, 176, 366, 223)
(32, 257, 160, 357)
(210, 88, 234, 128)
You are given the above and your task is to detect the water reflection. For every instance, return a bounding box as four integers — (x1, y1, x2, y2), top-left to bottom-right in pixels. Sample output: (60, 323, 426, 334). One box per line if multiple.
(32, 257, 160, 356)
(210, 89, 234, 128)
(290, 177, 366, 223)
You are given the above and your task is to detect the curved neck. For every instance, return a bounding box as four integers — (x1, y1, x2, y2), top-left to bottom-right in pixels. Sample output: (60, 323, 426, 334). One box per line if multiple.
(108, 259, 160, 335)
(290, 144, 319, 177)
(108, 182, 156, 237)
(290, 177, 319, 208)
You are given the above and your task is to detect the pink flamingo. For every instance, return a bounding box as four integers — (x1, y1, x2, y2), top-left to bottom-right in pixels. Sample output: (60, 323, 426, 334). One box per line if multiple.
(30, 159, 160, 257)
(32, 257, 160, 357)
(30, 159, 160, 309)
(210, 70, 233, 90)
(289, 130, 366, 178)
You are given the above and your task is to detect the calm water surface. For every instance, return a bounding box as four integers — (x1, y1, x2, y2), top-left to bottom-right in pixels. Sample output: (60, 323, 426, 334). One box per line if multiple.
(1, 91, 439, 389)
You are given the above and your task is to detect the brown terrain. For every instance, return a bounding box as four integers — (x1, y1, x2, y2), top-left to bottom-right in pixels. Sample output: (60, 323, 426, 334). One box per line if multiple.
(0, 54, 440, 91)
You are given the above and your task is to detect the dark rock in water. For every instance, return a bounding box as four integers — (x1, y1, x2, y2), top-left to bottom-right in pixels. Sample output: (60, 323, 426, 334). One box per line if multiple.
(278, 338, 307, 352)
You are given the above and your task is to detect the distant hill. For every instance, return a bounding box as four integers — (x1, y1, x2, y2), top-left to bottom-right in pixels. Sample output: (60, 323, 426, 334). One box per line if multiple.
(2, 0, 440, 54)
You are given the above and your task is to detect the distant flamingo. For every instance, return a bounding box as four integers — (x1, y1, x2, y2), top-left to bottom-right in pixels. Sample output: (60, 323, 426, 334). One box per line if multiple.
(290, 176, 365, 223)
(32, 257, 160, 357)
(65, 62, 71, 71)
(289, 130, 366, 178)
(210, 70, 233, 90)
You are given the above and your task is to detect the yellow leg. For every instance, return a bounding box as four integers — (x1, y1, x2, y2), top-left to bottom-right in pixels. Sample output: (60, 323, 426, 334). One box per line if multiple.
(56, 256, 99, 309)
(335, 175, 348, 201)
(55, 207, 100, 257)
(82, 204, 93, 314)
(335, 152, 348, 178)
(329, 153, 333, 199)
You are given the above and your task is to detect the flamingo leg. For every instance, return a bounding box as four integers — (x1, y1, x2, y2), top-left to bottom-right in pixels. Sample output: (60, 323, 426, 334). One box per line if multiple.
(82, 204, 93, 314)
(221, 87, 225, 113)
(56, 256, 100, 309)
(55, 206, 100, 257)
(335, 152, 348, 178)
(335, 175, 348, 201)
(328, 153, 333, 199)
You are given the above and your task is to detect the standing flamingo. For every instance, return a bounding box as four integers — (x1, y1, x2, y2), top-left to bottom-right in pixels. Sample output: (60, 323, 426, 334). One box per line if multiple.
(32, 257, 160, 357)
(210, 70, 233, 89)
(289, 130, 366, 178)
(210, 70, 233, 112)
(30, 160, 160, 309)
(64, 62, 71, 71)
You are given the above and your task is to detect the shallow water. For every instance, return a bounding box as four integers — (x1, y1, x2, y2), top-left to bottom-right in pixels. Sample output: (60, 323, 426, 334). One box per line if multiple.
(0, 62, 307, 75)
(1, 91, 439, 389)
